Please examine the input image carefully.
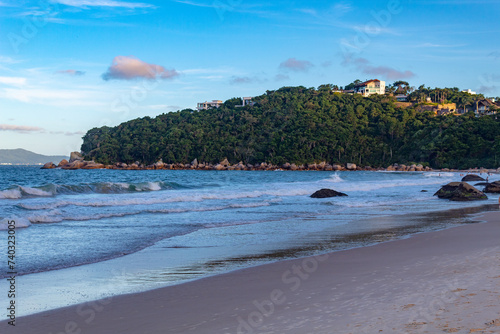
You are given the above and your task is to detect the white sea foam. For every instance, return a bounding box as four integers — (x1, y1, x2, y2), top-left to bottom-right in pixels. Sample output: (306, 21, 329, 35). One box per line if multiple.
(27, 210, 63, 223)
(20, 186, 53, 197)
(0, 188, 22, 199)
(0, 217, 32, 230)
(332, 178, 456, 193)
(25, 201, 275, 224)
(424, 172, 456, 178)
(144, 182, 162, 191)
(326, 173, 344, 183)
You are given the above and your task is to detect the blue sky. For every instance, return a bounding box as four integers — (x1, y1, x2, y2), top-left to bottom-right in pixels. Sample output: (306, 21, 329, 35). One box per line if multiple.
(1, 0, 499, 155)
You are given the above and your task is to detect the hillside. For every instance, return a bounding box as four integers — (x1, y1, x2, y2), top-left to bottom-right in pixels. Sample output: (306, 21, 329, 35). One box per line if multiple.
(81, 86, 500, 169)
(0, 149, 68, 165)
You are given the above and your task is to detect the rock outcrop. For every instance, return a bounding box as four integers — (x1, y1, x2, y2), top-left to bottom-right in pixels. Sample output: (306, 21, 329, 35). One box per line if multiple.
(69, 152, 84, 163)
(311, 188, 348, 198)
(81, 162, 105, 169)
(57, 159, 69, 167)
(61, 160, 86, 170)
(346, 163, 356, 170)
(434, 182, 488, 201)
(461, 174, 485, 182)
(484, 181, 500, 193)
(41, 162, 57, 169)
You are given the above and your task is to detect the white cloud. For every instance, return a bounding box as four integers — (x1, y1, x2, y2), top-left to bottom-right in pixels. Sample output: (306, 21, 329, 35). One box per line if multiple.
(170, 0, 213, 8)
(0, 87, 108, 107)
(144, 104, 180, 111)
(0, 56, 20, 64)
(0, 76, 27, 86)
(416, 43, 467, 48)
(51, 0, 155, 9)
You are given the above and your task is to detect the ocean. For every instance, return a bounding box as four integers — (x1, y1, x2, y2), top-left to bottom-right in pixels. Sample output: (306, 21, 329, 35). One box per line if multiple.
(0, 166, 498, 316)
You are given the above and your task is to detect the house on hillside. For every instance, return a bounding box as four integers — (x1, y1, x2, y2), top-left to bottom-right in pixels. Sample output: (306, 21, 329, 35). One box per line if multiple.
(235, 97, 255, 108)
(353, 79, 386, 96)
(197, 100, 223, 111)
(476, 99, 498, 115)
(395, 94, 408, 102)
(462, 89, 476, 95)
(419, 103, 457, 116)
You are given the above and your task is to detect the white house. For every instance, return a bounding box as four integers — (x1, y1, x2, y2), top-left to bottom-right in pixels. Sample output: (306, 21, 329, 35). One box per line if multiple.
(236, 97, 255, 107)
(197, 100, 223, 111)
(462, 89, 476, 95)
(354, 79, 386, 96)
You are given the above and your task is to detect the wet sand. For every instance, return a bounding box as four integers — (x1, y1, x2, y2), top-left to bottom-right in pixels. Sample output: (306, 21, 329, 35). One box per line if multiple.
(2, 212, 499, 334)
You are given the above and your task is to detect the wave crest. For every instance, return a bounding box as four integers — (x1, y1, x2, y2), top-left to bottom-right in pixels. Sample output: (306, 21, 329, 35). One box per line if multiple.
(0, 181, 180, 200)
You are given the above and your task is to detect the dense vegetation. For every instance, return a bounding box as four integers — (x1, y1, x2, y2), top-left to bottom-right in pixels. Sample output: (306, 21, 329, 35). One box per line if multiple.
(81, 86, 500, 169)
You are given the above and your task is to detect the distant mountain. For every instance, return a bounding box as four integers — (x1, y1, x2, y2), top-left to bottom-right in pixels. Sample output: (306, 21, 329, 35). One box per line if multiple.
(0, 149, 68, 165)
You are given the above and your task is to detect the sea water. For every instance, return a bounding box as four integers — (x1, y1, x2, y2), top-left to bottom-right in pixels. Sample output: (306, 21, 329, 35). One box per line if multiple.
(0, 166, 498, 316)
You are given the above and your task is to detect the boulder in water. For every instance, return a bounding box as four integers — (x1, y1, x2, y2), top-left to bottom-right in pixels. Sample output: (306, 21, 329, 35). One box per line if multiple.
(41, 162, 56, 169)
(434, 182, 487, 201)
(461, 174, 485, 182)
(57, 159, 69, 167)
(484, 181, 500, 193)
(311, 188, 348, 198)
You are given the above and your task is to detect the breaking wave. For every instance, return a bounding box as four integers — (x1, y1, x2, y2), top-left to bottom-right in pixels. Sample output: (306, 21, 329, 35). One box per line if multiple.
(0, 181, 183, 200)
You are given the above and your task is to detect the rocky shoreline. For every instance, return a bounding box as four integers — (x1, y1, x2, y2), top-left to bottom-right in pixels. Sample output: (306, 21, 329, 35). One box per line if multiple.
(42, 152, 500, 173)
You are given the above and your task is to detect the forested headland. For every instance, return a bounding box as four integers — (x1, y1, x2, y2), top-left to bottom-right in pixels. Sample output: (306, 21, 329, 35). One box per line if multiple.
(81, 86, 500, 169)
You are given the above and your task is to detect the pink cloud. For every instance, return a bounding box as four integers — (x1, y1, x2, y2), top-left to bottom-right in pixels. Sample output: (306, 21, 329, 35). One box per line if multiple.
(279, 58, 313, 72)
(0, 124, 44, 132)
(102, 56, 179, 81)
(56, 69, 85, 76)
(343, 55, 415, 80)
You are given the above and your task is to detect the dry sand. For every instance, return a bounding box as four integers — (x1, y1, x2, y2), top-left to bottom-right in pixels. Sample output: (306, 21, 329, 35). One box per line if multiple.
(2, 212, 499, 334)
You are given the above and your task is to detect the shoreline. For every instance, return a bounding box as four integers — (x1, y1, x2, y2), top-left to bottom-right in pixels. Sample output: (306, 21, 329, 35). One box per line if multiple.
(2, 210, 499, 333)
(39, 154, 500, 173)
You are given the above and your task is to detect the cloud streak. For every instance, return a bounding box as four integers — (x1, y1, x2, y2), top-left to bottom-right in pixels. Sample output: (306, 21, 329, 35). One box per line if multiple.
(102, 56, 179, 81)
(343, 55, 415, 80)
(56, 69, 85, 76)
(52, 0, 155, 9)
(230, 76, 266, 84)
(0, 76, 27, 86)
(279, 58, 313, 72)
(0, 124, 44, 132)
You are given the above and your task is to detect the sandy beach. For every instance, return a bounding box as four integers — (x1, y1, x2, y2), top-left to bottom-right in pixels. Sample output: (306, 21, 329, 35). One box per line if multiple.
(2, 211, 499, 334)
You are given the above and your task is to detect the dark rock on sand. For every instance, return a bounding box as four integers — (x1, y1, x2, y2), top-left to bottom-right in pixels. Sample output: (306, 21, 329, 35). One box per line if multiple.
(484, 181, 500, 193)
(311, 188, 348, 198)
(461, 174, 485, 182)
(434, 182, 487, 201)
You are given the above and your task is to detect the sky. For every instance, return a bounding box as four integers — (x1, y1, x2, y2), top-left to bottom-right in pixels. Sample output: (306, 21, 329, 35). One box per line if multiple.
(0, 0, 499, 155)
